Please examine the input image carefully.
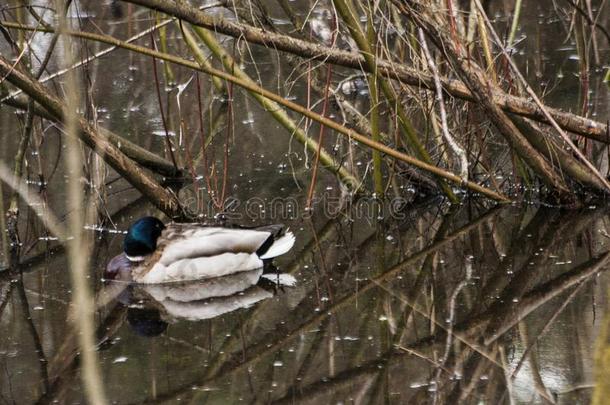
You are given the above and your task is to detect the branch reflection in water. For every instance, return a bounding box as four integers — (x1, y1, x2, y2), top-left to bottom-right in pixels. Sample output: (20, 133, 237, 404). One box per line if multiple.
(2, 203, 610, 404)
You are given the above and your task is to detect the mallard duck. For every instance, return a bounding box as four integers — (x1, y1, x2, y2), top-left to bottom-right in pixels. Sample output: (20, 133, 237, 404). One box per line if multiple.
(105, 216, 295, 284)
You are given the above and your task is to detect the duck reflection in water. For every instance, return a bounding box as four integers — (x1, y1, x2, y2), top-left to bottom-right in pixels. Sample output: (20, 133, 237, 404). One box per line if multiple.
(105, 268, 296, 337)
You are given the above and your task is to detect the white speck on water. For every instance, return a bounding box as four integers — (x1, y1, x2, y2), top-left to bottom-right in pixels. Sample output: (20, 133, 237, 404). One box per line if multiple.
(191, 386, 218, 392)
(113, 356, 128, 364)
(33, 306, 44, 311)
(273, 361, 283, 367)
(152, 130, 176, 137)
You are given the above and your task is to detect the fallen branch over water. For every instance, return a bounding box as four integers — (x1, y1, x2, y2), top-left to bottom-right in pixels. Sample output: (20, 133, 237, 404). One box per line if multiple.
(0, 25, 509, 201)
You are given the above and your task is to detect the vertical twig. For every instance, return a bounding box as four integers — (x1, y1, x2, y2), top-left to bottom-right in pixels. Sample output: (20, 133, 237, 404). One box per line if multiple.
(418, 28, 468, 181)
(149, 29, 179, 171)
(365, 2, 383, 198)
(156, 12, 175, 85)
(507, 0, 523, 49)
(220, 80, 232, 211)
(15, 274, 50, 394)
(195, 73, 217, 209)
(584, 0, 600, 65)
(54, 0, 108, 403)
(0, 179, 7, 267)
(306, 54, 335, 208)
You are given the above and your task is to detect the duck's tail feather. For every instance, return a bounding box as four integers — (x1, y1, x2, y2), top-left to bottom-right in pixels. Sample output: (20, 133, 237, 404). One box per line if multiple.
(259, 231, 295, 259)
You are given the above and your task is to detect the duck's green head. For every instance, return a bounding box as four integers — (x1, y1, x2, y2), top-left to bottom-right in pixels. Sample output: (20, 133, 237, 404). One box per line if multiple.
(124, 216, 165, 258)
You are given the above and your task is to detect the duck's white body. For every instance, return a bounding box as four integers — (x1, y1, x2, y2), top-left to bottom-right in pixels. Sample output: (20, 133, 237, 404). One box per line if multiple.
(130, 225, 295, 284)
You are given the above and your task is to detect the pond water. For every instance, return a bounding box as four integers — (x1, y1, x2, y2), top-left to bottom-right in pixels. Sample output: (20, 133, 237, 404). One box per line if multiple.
(1, 0, 610, 404)
(5, 203, 610, 404)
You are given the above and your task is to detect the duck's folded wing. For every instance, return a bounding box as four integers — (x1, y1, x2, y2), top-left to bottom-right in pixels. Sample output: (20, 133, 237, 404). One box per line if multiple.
(141, 269, 263, 301)
(159, 227, 272, 264)
(138, 252, 263, 283)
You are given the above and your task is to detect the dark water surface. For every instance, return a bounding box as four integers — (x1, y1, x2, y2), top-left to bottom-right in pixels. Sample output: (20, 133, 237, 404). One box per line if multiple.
(3, 204, 610, 404)
(1, 0, 610, 404)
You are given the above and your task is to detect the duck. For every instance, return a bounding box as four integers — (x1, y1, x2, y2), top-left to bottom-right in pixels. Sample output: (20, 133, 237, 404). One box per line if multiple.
(105, 216, 295, 284)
